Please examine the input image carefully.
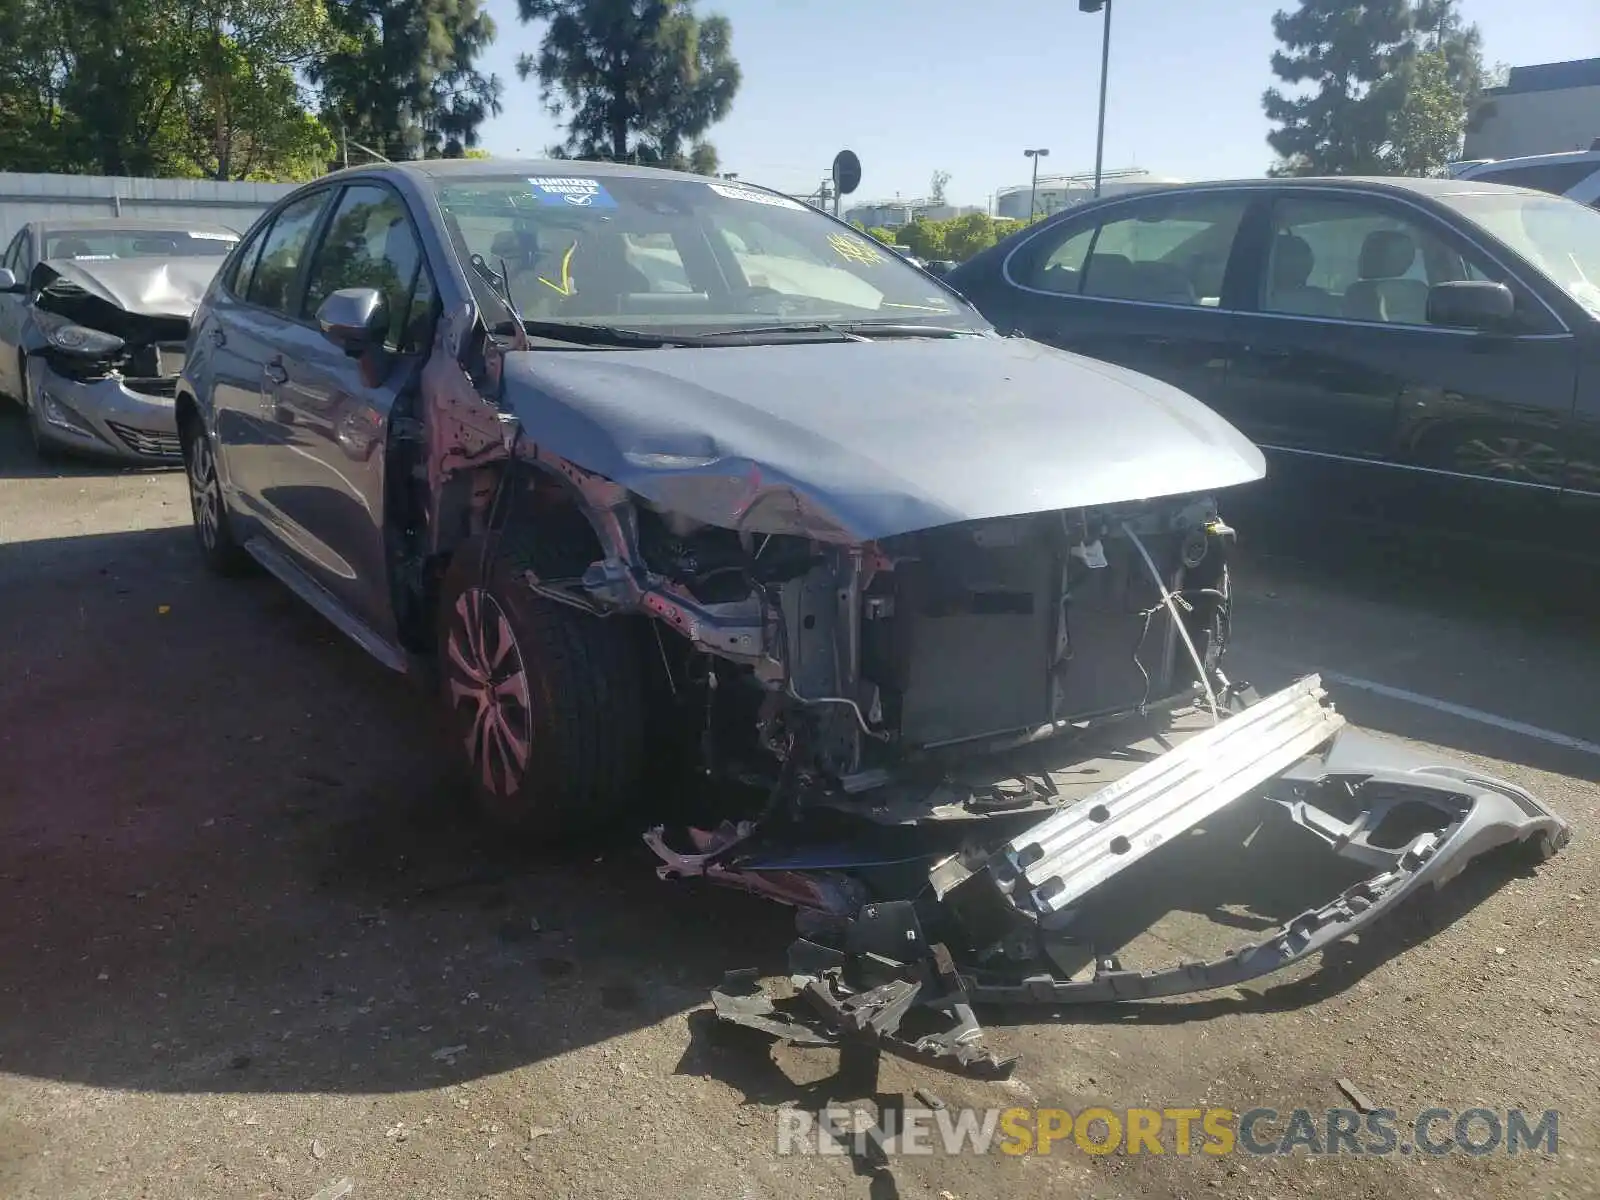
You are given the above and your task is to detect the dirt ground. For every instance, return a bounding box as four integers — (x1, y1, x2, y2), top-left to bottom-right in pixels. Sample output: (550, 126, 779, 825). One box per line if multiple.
(2, 406, 1597, 1200)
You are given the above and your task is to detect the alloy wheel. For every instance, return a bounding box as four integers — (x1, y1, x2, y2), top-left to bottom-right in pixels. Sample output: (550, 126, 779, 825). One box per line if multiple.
(186, 431, 222, 550)
(1451, 435, 1562, 486)
(446, 588, 534, 797)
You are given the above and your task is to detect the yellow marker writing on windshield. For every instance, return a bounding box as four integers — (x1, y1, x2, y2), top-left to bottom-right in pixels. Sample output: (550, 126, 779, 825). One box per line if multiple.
(538, 242, 578, 296)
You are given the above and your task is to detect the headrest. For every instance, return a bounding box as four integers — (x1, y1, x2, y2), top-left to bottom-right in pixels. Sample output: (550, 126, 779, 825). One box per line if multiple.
(1358, 229, 1417, 280)
(489, 228, 540, 262)
(1271, 234, 1314, 286)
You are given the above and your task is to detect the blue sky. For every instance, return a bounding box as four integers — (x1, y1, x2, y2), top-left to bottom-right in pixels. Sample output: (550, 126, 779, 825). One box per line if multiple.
(474, 0, 1597, 208)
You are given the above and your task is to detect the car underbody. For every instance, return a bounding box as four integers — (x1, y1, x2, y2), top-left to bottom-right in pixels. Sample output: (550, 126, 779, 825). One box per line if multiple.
(367, 315, 1572, 1079)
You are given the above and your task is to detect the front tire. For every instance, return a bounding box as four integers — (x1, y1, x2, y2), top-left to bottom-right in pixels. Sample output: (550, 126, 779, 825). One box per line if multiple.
(180, 415, 249, 575)
(436, 538, 646, 839)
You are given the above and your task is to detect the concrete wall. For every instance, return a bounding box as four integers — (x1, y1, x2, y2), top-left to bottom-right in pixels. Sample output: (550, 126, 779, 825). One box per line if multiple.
(0, 172, 299, 249)
(1465, 84, 1600, 159)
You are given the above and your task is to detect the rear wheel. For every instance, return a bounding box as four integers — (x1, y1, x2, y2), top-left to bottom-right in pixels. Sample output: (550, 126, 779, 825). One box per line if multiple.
(1421, 423, 1563, 487)
(181, 415, 249, 575)
(436, 536, 647, 839)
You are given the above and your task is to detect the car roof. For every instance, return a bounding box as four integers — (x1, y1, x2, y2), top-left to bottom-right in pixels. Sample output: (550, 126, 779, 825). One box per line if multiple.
(319, 157, 764, 190)
(32, 218, 241, 236)
(1460, 149, 1600, 169)
(1111, 175, 1550, 199)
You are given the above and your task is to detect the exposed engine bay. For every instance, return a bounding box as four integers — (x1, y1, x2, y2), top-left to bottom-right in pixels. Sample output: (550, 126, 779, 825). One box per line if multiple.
(33, 264, 192, 399)
(518, 474, 1236, 813)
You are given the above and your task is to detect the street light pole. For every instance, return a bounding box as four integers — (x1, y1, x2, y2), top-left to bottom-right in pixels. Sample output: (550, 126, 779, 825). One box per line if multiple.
(1024, 148, 1049, 219)
(1081, 0, 1113, 198)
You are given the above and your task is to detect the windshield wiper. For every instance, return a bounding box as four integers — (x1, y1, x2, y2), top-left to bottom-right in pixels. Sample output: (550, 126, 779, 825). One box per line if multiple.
(512, 319, 707, 349)
(688, 321, 974, 342)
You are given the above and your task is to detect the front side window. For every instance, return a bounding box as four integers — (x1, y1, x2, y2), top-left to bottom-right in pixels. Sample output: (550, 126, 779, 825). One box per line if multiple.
(1441, 190, 1600, 320)
(433, 174, 981, 332)
(301, 184, 430, 350)
(2, 231, 24, 274)
(1263, 196, 1495, 326)
(1020, 194, 1250, 307)
(246, 191, 330, 315)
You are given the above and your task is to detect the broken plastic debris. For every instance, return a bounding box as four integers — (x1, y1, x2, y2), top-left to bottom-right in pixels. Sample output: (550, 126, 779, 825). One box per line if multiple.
(307, 1180, 354, 1200)
(431, 1044, 468, 1063)
(529, 1126, 558, 1140)
(1070, 539, 1107, 569)
(157, 604, 171, 615)
(311, 1139, 327, 1160)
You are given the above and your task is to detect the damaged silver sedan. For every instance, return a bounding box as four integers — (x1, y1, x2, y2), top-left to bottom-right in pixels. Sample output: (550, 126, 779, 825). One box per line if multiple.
(0, 220, 239, 462)
(174, 161, 1569, 1068)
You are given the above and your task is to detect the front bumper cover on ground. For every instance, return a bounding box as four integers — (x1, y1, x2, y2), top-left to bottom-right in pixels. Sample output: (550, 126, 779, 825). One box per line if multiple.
(681, 676, 1571, 1078)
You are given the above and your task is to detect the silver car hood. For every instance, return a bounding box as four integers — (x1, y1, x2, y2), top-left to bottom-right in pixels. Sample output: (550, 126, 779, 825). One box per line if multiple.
(37, 257, 220, 318)
(500, 333, 1266, 542)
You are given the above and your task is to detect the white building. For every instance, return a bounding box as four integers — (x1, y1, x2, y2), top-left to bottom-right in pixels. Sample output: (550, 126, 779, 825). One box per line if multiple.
(1464, 58, 1600, 161)
(842, 200, 984, 229)
(993, 167, 1184, 220)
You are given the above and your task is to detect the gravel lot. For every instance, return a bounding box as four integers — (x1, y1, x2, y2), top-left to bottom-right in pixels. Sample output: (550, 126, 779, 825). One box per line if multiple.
(1, 405, 1596, 1200)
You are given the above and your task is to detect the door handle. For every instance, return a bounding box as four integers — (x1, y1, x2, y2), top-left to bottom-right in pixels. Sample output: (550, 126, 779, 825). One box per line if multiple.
(264, 360, 289, 385)
(208, 327, 226, 348)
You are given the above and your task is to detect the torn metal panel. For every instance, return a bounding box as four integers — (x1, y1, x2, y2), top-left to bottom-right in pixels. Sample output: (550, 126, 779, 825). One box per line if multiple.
(997, 675, 1346, 917)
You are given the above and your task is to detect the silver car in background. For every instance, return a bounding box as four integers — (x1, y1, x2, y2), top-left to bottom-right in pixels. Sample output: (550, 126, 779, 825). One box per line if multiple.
(0, 219, 239, 462)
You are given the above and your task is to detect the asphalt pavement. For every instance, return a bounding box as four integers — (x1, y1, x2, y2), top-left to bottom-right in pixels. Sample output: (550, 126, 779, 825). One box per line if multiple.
(1, 403, 1596, 1200)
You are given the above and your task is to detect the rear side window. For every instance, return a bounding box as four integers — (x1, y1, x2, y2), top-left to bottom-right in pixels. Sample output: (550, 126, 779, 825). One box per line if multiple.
(1473, 161, 1598, 197)
(300, 184, 431, 350)
(1022, 194, 1251, 307)
(245, 191, 330, 315)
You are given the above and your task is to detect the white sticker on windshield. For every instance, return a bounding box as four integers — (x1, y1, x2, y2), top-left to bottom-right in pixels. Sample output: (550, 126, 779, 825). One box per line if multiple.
(707, 182, 806, 210)
(188, 231, 238, 241)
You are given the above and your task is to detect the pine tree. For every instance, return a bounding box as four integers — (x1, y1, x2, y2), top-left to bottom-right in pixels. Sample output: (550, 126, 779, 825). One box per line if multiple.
(515, 0, 740, 172)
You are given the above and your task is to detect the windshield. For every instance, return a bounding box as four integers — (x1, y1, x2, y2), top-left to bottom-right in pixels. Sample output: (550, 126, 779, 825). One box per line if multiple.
(1441, 190, 1600, 319)
(431, 173, 984, 333)
(43, 229, 239, 261)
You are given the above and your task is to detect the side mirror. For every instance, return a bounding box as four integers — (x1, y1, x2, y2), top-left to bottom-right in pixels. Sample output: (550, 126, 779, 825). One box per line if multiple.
(316, 287, 387, 357)
(1426, 280, 1515, 331)
(0, 268, 20, 293)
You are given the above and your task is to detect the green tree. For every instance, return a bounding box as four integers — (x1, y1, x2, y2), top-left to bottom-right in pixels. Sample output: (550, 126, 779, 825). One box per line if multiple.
(0, 0, 337, 178)
(1263, 0, 1417, 176)
(1263, 0, 1483, 176)
(1383, 48, 1465, 175)
(942, 211, 998, 262)
(183, 0, 334, 180)
(312, 0, 504, 162)
(895, 217, 946, 261)
(866, 226, 896, 245)
(516, 0, 741, 172)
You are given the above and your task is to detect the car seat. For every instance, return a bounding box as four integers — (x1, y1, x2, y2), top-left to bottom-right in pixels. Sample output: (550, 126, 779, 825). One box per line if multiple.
(1267, 234, 1338, 316)
(1343, 230, 1429, 324)
(1082, 252, 1136, 298)
(563, 234, 652, 317)
(1127, 260, 1196, 305)
(52, 238, 94, 259)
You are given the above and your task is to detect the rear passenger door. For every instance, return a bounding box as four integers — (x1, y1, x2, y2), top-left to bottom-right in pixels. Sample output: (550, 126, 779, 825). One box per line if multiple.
(1223, 189, 1579, 542)
(993, 190, 1256, 410)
